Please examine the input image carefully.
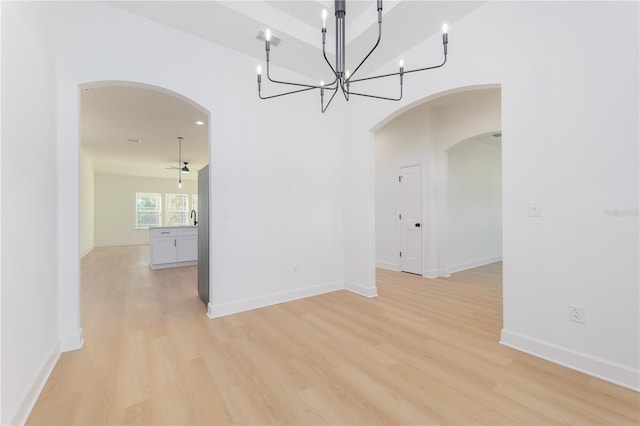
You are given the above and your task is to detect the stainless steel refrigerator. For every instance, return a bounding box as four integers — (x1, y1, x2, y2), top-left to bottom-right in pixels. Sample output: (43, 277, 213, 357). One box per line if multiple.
(197, 164, 209, 305)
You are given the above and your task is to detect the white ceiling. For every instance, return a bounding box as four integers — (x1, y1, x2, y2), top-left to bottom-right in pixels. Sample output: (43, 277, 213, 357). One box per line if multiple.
(109, 0, 484, 82)
(84, 1, 485, 177)
(81, 84, 209, 179)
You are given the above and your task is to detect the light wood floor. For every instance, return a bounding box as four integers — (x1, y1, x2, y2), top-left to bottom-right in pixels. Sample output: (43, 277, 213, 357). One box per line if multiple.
(28, 245, 639, 425)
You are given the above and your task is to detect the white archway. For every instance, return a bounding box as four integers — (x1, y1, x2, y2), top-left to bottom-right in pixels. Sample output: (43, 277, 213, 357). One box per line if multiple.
(373, 86, 502, 278)
(62, 80, 213, 351)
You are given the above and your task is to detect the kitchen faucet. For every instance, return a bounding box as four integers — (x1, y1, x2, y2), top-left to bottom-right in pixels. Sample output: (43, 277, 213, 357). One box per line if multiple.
(190, 209, 198, 226)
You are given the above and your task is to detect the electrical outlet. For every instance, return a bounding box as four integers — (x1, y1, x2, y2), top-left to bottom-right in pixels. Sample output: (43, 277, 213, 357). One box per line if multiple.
(569, 305, 586, 323)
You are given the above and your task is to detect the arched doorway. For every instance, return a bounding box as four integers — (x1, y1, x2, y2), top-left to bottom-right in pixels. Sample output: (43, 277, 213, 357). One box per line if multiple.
(373, 86, 502, 278)
(447, 131, 502, 273)
(78, 81, 212, 342)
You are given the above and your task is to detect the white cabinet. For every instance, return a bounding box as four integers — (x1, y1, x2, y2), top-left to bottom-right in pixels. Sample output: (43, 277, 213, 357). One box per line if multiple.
(176, 228, 198, 262)
(149, 227, 198, 269)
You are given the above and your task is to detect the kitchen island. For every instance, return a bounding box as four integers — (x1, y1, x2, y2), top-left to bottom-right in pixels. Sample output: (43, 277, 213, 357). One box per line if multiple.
(149, 225, 198, 269)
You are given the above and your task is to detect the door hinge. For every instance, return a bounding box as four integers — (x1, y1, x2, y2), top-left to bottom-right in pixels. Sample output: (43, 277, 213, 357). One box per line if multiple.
(398, 176, 403, 182)
(400, 251, 402, 257)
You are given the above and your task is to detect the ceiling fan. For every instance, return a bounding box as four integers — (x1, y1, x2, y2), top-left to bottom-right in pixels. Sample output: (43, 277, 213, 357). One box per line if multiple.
(166, 136, 191, 173)
(166, 136, 190, 188)
(167, 161, 190, 173)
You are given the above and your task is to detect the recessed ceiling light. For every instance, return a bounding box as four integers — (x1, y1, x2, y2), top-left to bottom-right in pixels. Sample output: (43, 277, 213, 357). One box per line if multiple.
(195, 120, 204, 126)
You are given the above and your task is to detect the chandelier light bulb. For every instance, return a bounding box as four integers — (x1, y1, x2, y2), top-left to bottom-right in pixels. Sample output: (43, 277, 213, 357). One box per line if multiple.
(178, 180, 182, 189)
(322, 9, 327, 28)
(265, 28, 271, 41)
(320, 80, 325, 87)
(257, 65, 262, 75)
(442, 23, 448, 34)
(399, 59, 404, 68)
(346, 70, 350, 79)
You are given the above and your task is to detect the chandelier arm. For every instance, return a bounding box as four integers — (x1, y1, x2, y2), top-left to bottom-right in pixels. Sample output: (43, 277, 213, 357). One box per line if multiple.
(339, 79, 350, 101)
(345, 89, 402, 102)
(266, 61, 320, 89)
(350, 55, 446, 84)
(321, 87, 339, 113)
(347, 73, 403, 102)
(259, 85, 317, 100)
(349, 69, 399, 83)
(348, 21, 383, 81)
(403, 55, 447, 76)
(347, 63, 404, 102)
(322, 40, 338, 86)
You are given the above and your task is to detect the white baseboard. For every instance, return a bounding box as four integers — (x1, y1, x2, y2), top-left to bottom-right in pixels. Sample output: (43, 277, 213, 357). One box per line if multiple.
(376, 261, 453, 279)
(376, 260, 399, 271)
(150, 260, 197, 270)
(80, 245, 94, 258)
(345, 281, 378, 298)
(422, 269, 439, 279)
(501, 329, 639, 391)
(208, 281, 344, 319)
(449, 255, 502, 274)
(59, 329, 84, 352)
(95, 241, 148, 248)
(10, 344, 61, 426)
(422, 269, 451, 278)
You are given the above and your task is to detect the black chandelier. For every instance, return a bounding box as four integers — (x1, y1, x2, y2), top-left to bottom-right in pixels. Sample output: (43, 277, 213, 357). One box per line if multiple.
(256, 0, 449, 113)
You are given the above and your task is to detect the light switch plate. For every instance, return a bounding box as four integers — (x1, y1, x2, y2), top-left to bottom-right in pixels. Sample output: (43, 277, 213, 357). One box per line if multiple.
(528, 201, 541, 217)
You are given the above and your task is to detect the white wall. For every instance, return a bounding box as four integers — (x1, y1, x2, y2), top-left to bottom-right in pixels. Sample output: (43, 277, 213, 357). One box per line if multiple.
(80, 149, 95, 256)
(1, 3, 60, 424)
(350, 1, 639, 389)
(2, 3, 638, 423)
(94, 173, 198, 247)
(52, 1, 345, 335)
(375, 89, 501, 276)
(448, 138, 502, 271)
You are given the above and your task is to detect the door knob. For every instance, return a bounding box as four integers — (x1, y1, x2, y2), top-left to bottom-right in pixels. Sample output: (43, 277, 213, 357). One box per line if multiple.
(415, 223, 421, 227)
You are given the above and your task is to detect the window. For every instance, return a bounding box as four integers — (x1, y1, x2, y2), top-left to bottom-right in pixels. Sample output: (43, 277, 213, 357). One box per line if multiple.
(166, 193, 188, 226)
(192, 194, 198, 218)
(136, 192, 161, 228)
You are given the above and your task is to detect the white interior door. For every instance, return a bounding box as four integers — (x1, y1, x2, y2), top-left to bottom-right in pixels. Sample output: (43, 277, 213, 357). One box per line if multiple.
(400, 165, 422, 275)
